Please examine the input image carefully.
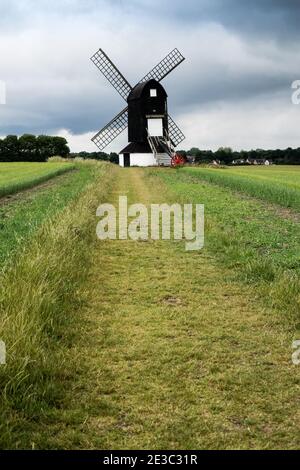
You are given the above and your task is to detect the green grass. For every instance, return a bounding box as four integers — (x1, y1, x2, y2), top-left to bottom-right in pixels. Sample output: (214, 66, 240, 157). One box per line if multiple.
(0, 162, 75, 198)
(152, 168, 300, 328)
(182, 165, 300, 211)
(1, 166, 300, 449)
(0, 162, 101, 269)
(0, 162, 116, 448)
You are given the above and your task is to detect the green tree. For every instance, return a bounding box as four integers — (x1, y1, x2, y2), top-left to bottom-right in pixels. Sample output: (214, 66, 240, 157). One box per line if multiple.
(51, 137, 70, 157)
(215, 147, 233, 164)
(19, 134, 37, 161)
(109, 152, 119, 164)
(36, 135, 53, 161)
(1, 135, 19, 161)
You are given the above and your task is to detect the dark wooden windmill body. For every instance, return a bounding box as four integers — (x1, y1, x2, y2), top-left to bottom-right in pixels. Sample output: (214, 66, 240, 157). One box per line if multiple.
(90, 48, 185, 166)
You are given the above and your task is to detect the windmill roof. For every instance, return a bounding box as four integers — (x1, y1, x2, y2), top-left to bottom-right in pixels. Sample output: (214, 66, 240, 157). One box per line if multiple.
(127, 79, 167, 101)
(119, 142, 152, 154)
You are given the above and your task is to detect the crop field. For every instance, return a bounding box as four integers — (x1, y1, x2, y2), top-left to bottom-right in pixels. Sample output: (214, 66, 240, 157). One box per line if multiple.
(182, 165, 300, 211)
(0, 162, 75, 198)
(0, 162, 299, 450)
(0, 161, 101, 268)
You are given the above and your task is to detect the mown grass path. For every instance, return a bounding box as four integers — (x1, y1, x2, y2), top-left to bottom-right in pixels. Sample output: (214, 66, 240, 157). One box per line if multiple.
(30, 168, 299, 450)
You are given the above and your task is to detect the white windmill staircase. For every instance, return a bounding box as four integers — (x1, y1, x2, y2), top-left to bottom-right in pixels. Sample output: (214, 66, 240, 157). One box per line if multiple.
(147, 130, 174, 166)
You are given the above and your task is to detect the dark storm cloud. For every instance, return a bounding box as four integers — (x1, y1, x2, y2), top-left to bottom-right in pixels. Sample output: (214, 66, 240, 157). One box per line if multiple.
(0, 97, 121, 136)
(214, 0, 300, 40)
(0, 0, 300, 150)
(130, 0, 300, 40)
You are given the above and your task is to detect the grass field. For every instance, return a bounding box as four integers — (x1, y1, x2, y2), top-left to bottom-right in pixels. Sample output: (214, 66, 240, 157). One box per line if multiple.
(0, 161, 103, 269)
(0, 162, 75, 198)
(0, 163, 299, 449)
(182, 165, 300, 211)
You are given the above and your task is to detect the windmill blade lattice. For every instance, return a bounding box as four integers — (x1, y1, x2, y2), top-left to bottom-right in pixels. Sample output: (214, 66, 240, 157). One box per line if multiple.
(91, 49, 132, 101)
(91, 47, 185, 151)
(139, 48, 185, 84)
(92, 107, 128, 151)
(168, 114, 185, 146)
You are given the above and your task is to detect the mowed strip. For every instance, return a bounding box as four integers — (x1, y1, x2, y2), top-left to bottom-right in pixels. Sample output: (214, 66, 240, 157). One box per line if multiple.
(28, 168, 299, 450)
(0, 162, 74, 198)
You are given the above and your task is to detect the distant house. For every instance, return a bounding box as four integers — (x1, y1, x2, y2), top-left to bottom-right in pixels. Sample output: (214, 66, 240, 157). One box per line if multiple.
(232, 158, 273, 166)
(255, 159, 273, 165)
(186, 155, 196, 164)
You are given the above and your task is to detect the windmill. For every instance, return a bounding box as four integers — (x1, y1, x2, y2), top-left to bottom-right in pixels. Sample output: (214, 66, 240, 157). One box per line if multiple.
(90, 48, 185, 167)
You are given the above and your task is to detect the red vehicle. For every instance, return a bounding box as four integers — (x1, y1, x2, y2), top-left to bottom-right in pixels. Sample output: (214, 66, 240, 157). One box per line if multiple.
(171, 153, 185, 167)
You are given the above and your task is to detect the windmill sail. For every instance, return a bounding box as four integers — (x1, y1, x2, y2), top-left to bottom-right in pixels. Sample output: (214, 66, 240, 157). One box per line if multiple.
(92, 107, 128, 151)
(91, 47, 185, 153)
(139, 48, 185, 84)
(91, 49, 132, 101)
(168, 114, 185, 147)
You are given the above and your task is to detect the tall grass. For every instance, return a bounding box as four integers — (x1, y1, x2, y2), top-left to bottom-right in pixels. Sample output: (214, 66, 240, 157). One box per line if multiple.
(0, 162, 100, 269)
(183, 167, 300, 211)
(0, 162, 75, 198)
(0, 162, 116, 447)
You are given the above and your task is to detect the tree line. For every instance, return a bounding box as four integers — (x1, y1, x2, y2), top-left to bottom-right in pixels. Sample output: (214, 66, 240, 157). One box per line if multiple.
(1, 134, 300, 165)
(0, 135, 120, 164)
(0, 135, 70, 162)
(177, 147, 300, 165)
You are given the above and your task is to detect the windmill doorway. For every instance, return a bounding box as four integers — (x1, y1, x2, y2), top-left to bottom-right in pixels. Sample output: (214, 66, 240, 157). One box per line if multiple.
(124, 153, 130, 167)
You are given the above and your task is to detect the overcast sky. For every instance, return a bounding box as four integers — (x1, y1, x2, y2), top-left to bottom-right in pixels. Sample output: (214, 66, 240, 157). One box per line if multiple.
(0, 0, 300, 152)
